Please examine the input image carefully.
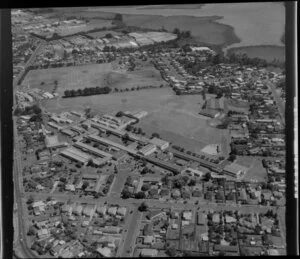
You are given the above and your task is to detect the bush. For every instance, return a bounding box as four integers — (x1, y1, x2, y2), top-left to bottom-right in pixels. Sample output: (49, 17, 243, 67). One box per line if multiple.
(141, 183, 150, 192)
(135, 191, 146, 199)
(138, 201, 148, 212)
(121, 189, 131, 199)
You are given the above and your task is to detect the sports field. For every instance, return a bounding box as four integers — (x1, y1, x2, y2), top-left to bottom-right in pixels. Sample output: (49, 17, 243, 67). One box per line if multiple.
(42, 88, 229, 153)
(236, 156, 268, 182)
(23, 62, 164, 95)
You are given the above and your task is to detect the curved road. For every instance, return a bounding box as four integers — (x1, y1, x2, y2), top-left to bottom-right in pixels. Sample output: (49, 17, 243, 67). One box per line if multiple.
(13, 39, 45, 258)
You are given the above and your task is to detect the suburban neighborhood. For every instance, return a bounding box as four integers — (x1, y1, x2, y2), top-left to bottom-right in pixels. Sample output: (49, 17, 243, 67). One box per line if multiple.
(12, 5, 287, 258)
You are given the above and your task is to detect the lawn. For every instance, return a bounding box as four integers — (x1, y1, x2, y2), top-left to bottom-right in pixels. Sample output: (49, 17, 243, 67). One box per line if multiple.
(42, 88, 229, 153)
(23, 62, 164, 95)
(236, 156, 267, 182)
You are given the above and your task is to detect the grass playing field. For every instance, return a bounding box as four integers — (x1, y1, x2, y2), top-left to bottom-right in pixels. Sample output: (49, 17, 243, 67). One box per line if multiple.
(23, 61, 164, 95)
(236, 156, 268, 182)
(42, 87, 230, 153)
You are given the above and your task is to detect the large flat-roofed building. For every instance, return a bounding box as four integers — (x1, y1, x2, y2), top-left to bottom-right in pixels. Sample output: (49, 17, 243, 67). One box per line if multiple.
(138, 144, 157, 156)
(47, 121, 63, 131)
(171, 149, 222, 173)
(149, 137, 169, 150)
(223, 163, 248, 178)
(90, 121, 125, 137)
(88, 135, 137, 155)
(140, 249, 158, 257)
(61, 128, 77, 137)
(74, 141, 112, 159)
(45, 135, 68, 149)
(60, 147, 91, 165)
(70, 125, 86, 134)
(206, 97, 226, 112)
(145, 157, 181, 174)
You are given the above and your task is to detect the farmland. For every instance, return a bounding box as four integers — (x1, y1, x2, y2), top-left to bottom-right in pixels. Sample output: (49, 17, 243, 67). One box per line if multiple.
(42, 88, 229, 152)
(23, 61, 164, 95)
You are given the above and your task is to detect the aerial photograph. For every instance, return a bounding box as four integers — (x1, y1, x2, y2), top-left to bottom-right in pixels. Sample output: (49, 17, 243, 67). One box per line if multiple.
(12, 2, 286, 258)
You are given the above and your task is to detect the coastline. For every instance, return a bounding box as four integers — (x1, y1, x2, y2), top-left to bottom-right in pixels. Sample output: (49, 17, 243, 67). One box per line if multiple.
(226, 45, 285, 62)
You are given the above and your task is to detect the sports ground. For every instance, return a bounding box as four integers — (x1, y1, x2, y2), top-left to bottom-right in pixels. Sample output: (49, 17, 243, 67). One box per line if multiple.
(42, 87, 230, 153)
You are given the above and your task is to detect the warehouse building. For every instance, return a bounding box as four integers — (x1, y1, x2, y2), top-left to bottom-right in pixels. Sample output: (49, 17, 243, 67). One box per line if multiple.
(74, 141, 113, 159)
(88, 135, 137, 155)
(60, 147, 91, 165)
(149, 137, 169, 150)
(223, 163, 248, 178)
(138, 144, 157, 156)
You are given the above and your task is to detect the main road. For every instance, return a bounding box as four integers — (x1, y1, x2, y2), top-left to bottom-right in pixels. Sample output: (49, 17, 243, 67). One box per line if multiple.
(13, 40, 45, 87)
(13, 37, 46, 258)
(13, 119, 39, 259)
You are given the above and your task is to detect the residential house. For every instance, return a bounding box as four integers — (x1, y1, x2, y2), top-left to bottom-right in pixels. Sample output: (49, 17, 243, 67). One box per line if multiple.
(197, 212, 207, 226)
(140, 248, 158, 257)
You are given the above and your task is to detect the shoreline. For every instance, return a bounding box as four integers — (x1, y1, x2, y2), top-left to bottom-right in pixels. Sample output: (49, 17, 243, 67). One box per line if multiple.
(226, 45, 285, 62)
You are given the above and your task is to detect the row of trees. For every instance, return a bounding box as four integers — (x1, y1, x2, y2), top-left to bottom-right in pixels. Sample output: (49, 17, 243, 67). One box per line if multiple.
(113, 84, 163, 93)
(14, 103, 42, 116)
(172, 28, 192, 39)
(63, 86, 111, 98)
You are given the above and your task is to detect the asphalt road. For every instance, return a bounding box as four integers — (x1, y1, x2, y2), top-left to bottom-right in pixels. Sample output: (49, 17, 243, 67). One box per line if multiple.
(13, 120, 38, 259)
(13, 41, 45, 87)
(119, 207, 142, 257)
(13, 40, 46, 258)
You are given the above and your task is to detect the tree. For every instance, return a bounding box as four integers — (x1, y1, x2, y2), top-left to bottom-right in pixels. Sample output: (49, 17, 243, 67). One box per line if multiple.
(121, 189, 132, 199)
(173, 28, 180, 35)
(105, 33, 113, 38)
(27, 226, 36, 236)
(166, 246, 177, 257)
(60, 177, 67, 183)
(114, 13, 123, 22)
(138, 201, 148, 211)
(32, 104, 42, 114)
(115, 111, 123, 117)
(151, 132, 160, 139)
(141, 183, 150, 192)
(188, 179, 196, 186)
(212, 54, 221, 65)
(135, 191, 146, 199)
(204, 172, 212, 181)
(82, 181, 89, 190)
(87, 158, 94, 166)
(125, 124, 133, 132)
(122, 133, 130, 143)
(27, 196, 34, 204)
(228, 154, 236, 162)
